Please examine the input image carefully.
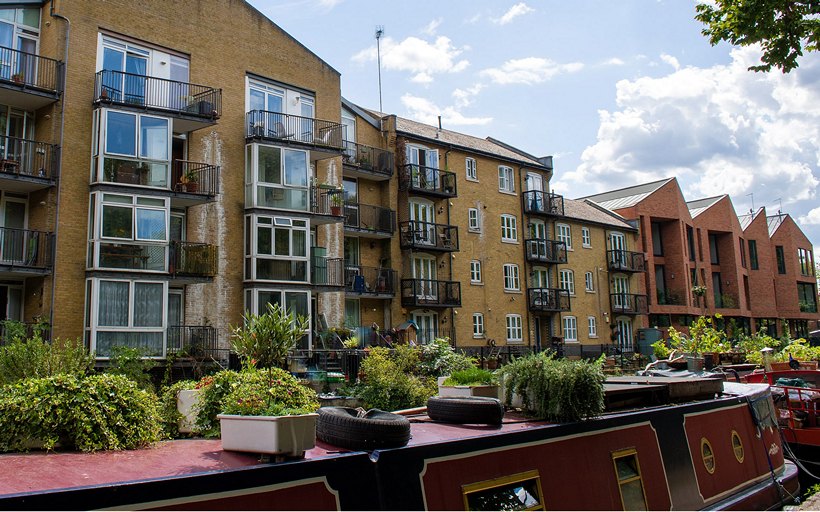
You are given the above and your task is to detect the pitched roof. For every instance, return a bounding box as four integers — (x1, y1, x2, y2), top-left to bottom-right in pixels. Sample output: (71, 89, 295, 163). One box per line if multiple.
(767, 213, 788, 237)
(562, 198, 636, 231)
(686, 195, 725, 218)
(580, 178, 674, 211)
(737, 207, 764, 231)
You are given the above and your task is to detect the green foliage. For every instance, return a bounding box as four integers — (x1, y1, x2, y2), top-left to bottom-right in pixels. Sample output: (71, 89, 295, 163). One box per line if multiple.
(772, 338, 820, 362)
(220, 367, 318, 417)
(417, 338, 475, 377)
(695, 0, 819, 72)
(651, 339, 671, 359)
(194, 370, 243, 437)
(443, 367, 496, 386)
(497, 351, 605, 422)
(157, 380, 197, 439)
(105, 345, 157, 392)
(0, 373, 161, 452)
(0, 329, 92, 386)
(735, 326, 782, 364)
(230, 302, 309, 368)
(356, 346, 437, 411)
(668, 315, 731, 355)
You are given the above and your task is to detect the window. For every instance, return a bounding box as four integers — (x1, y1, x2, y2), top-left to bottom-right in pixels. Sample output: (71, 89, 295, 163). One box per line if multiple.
(686, 225, 696, 261)
(739, 237, 747, 268)
(95, 110, 171, 188)
(776, 246, 786, 274)
(506, 314, 522, 342)
(501, 214, 518, 242)
(503, 263, 520, 291)
(588, 316, 597, 337)
(556, 223, 572, 249)
(466, 157, 477, 181)
(651, 222, 663, 256)
(709, 234, 719, 264)
(462, 471, 543, 512)
(468, 208, 480, 232)
(472, 313, 484, 338)
(612, 450, 647, 510)
(559, 269, 575, 295)
(748, 240, 759, 270)
(562, 316, 577, 341)
(245, 214, 309, 282)
(246, 288, 311, 349)
(92, 193, 169, 272)
(581, 227, 591, 247)
(498, 166, 514, 193)
(798, 248, 812, 276)
(701, 438, 715, 474)
(246, 144, 310, 210)
(585, 271, 594, 292)
(470, 260, 482, 283)
(731, 431, 744, 463)
(798, 283, 817, 312)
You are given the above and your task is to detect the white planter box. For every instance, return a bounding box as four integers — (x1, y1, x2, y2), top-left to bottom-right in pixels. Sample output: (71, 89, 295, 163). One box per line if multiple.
(217, 413, 318, 457)
(437, 384, 499, 399)
(177, 389, 202, 434)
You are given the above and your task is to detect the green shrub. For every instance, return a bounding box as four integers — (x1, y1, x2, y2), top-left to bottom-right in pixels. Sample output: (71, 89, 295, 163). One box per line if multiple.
(0, 333, 92, 386)
(443, 367, 496, 386)
(0, 373, 161, 452)
(194, 370, 243, 437)
(417, 338, 475, 377)
(230, 302, 309, 369)
(773, 338, 820, 362)
(105, 345, 157, 392)
(158, 380, 197, 439)
(357, 347, 437, 411)
(220, 367, 318, 416)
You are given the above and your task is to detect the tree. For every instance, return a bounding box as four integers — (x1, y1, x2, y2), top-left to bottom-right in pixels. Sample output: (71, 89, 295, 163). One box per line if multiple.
(695, 0, 819, 72)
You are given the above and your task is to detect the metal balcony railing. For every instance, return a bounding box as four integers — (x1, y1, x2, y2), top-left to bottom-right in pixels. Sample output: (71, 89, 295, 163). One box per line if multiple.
(344, 266, 396, 296)
(401, 279, 461, 307)
(527, 288, 570, 312)
(0, 135, 58, 181)
(246, 110, 344, 150)
(94, 70, 221, 120)
(172, 160, 219, 196)
(170, 241, 217, 277)
(166, 325, 222, 359)
(523, 190, 564, 217)
(342, 141, 394, 178)
(311, 188, 346, 218)
(344, 203, 396, 235)
(525, 238, 567, 264)
(0, 45, 62, 93)
(399, 221, 459, 252)
(610, 293, 649, 315)
(607, 250, 646, 273)
(88, 241, 166, 272)
(399, 164, 457, 197)
(311, 257, 344, 287)
(0, 228, 53, 270)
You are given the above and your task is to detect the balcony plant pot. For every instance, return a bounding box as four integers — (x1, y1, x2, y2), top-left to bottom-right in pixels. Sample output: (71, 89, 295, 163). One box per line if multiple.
(685, 354, 705, 373)
(177, 388, 202, 434)
(330, 206, 342, 216)
(217, 413, 318, 457)
(437, 377, 499, 399)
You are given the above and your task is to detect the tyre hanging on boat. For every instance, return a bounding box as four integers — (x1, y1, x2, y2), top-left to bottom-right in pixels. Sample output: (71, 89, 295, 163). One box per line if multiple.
(427, 396, 505, 425)
(316, 407, 411, 450)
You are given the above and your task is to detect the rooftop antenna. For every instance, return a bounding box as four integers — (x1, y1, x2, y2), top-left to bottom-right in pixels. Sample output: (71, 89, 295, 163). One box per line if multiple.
(746, 192, 754, 213)
(375, 25, 384, 112)
(773, 198, 782, 215)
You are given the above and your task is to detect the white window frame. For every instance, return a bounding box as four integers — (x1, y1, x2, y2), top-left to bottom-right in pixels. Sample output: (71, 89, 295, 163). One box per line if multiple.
(472, 313, 484, 338)
(498, 165, 515, 193)
(588, 316, 598, 338)
(506, 314, 523, 342)
(585, 271, 594, 292)
(466, 157, 477, 181)
(582, 227, 591, 248)
(563, 316, 578, 342)
(468, 208, 481, 232)
(245, 288, 312, 348)
(557, 223, 572, 249)
(470, 260, 482, 284)
(501, 214, 518, 243)
(245, 214, 310, 282)
(246, 143, 310, 211)
(559, 269, 575, 295)
(503, 263, 520, 291)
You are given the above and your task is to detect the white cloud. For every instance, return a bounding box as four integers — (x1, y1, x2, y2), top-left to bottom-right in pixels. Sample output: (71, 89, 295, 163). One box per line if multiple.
(422, 18, 443, 36)
(800, 207, 820, 226)
(316, 0, 342, 9)
(660, 53, 680, 71)
(561, 47, 820, 220)
(352, 36, 469, 83)
(480, 57, 583, 85)
(452, 84, 485, 108)
(602, 57, 626, 66)
(401, 94, 492, 126)
(493, 3, 534, 25)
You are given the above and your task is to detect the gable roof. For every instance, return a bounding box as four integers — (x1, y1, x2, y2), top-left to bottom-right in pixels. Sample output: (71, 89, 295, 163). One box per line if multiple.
(562, 198, 636, 231)
(580, 178, 674, 210)
(737, 207, 764, 231)
(686, 195, 725, 218)
(767, 213, 788, 237)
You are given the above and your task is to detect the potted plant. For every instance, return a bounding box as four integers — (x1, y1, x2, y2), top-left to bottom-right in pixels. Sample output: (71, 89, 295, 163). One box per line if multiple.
(329, 189, 344, 216)
(11, 72, 24, 84)
(217, 303, 319, 457)
(178, 168, 199, 193)
(438, 367, 499, 398)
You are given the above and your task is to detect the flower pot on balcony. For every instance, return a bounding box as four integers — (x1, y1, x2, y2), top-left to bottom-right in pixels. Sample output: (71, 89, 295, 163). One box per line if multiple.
(217, 413, 318, 457)
(330, 206, 342, 216)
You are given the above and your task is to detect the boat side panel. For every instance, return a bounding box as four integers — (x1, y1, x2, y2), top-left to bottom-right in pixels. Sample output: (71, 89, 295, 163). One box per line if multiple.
(146, 479, 338, 511)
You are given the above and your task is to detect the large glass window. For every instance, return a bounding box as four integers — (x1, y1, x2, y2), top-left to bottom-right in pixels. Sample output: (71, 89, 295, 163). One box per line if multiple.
(503, 263, 520, 291)
(247, 144, 310, 210)
(562, 316, 578, 341)
(501, 214, 518, 242)
(559, 269, 575, 295)
(776, 246, 786, 274)
(0, 7, 40, 82)
(246, 215, 309, 282)
(498, 166, 514, 192)
(748, 239, 759, 270)
(92, 193, 168, 272)
(246, 288, 311, 349)
(556, 223, 572, 249)
(506, 314, 522, 342)
(90, 278, 167, 357)
(97, 110, 170, 188)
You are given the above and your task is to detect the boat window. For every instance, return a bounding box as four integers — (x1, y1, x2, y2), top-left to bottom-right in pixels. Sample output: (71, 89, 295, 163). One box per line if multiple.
(462, 470, 544, 511)
(611, 449, 647, 510)
(731, 431, 744, 463)
(701, 438, 716, 474)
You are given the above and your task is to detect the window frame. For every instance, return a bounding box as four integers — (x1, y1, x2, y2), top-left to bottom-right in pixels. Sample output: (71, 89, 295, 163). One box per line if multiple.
(503, 263, 520, 291)
(581, 226, 591, 248)
(588, 316, 598, 338)
(611, 449, 648, 510)
(505, 314, 523, 342)
(472, 313, 484, 338)
(245, 143, 311, 211)
(500, 214, 518, 243)
(556, 223, 572, 250)
(776, 245, 786, 274)
(562, 316, 578, 341)
(470, 259, 483, 284)
(748, 239, 759, 270)
(468, 208, 481, 232)
(95, 109, 172, 189)
(584, 271, 594, 292)
(498, 165, 515, 193)
(245, 214, 310, 282)
(559, 269, 575, 295)
(465, 157, 477, 181)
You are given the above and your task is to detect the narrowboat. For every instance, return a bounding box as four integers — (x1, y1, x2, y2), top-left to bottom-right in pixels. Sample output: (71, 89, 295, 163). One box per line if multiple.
(0, 377, 799, 510)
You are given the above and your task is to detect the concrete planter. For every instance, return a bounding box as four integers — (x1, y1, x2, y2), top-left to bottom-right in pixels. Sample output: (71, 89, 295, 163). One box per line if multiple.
(217, 413, 318, 457)
(177, 389, 202, 434)
(437, 376, 499, 399)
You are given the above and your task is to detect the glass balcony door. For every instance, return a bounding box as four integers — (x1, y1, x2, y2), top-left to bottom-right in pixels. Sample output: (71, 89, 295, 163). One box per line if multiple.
(412, 255, 437, 301)
(0, 198, 25, 263)
(102, 41, 148, 103)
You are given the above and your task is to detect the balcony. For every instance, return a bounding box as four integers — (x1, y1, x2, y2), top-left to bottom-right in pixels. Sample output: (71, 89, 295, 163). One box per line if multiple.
(342, 141, 394, 181)
(401, 279, 461, 308)
(0, 46, 62, 109)
(311, 257, 344, 289)
(170, 241, 217, 278)
(607, 250, 646, 273)
(88, 241, 166, 273)
(525, 238, 567, 265)
(344, 203, 395, 238)
(170, 160, 220, 206)
(246, 110, 344, 161)
(611, 293, 649, 315)
(94, 70, 221, 132)
(399, 164, 457, 198)
(523, 190, 564, 217)
(0, 135, 58, 192)
(310, 187, 345, 225)
(399, 221, 458, 252)
(166, 325, 223, 360)
(0, 228, 53, 276)
(344, 265, 396, 298)
(527, 288, 570, 313)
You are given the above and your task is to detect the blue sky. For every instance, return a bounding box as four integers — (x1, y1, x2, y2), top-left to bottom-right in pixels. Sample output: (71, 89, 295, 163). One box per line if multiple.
(249, 0, 820, 254)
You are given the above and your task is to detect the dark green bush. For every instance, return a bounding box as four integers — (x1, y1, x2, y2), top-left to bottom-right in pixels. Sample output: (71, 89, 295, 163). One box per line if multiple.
(443, 367, 496, 386)
(158, 380, 197, 439)
(105, 345, 157, 392)
(357, 347, 437, 411)
(0, 373, 161, 452)
(0, 334, 93, 386)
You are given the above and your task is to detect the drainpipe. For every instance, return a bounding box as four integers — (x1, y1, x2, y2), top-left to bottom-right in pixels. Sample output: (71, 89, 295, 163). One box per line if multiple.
(49, 1, 69, 333)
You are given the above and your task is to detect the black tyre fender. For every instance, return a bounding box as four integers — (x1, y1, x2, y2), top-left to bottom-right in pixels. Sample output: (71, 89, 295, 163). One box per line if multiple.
(426, 396, 504, 425)
(316, 407, 411, 450)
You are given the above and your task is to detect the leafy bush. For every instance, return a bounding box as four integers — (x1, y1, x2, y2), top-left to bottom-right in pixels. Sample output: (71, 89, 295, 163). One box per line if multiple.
(194, 370, 243, 437)
(230, 302, 309, 369)
(735, 326, 783, 364)
(105, 345, 157, 392)
(443, 367, 496, 386)
(357, 347, 437, 411)
(0, 333, 92, 386)
(0, 373, 161, 452)
(668, 315, 731, 355)
(417, 338, 475, 377)
(220, 367, 318, 416)
(773, 338, 820, 363)
(158, 380, 197, 439)
(497, 351, 605, 422)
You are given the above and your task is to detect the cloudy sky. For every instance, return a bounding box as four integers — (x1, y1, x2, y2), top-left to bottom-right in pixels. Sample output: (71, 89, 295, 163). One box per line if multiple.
(248, 0, 820, 251)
